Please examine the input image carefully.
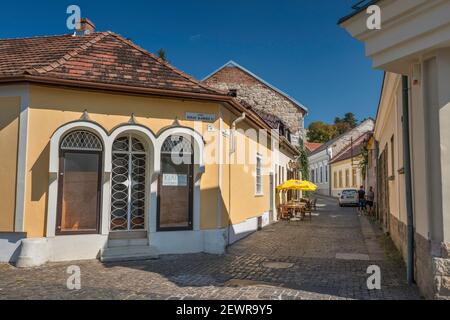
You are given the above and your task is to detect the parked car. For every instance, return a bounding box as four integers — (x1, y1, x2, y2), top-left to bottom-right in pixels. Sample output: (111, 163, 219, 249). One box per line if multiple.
(338, 189, 359, 207)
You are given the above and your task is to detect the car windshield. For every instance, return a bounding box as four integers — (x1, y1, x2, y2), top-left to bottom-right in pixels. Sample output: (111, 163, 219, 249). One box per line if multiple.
(342, 190, 357, 195)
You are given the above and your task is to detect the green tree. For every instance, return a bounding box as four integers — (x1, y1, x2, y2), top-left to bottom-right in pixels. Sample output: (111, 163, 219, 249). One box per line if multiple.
(334, 112, 358, 135)
(297, 139, 309, 181)
(307, 121, 336, 143)
(157, 48, 167, 61)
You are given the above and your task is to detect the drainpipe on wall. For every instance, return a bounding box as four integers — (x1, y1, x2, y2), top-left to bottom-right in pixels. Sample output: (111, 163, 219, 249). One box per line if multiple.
(230, 113, 246, 154)
(227, 113, 246, 246)
(402, 75, 415, 285)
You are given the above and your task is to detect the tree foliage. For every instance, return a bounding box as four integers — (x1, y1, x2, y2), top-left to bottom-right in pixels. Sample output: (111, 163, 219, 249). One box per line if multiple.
(306, 121, 336, 143)
(157, 48, 167, 61)
(334, 112, 358, 135)
(307, 112, 359, 143)
(297, 139, 309, 181)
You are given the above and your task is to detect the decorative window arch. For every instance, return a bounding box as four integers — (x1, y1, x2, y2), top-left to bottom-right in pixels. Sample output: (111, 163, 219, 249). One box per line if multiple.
(161, 135, 193, 154)
(157, 134, 195, 231)
(60, 130, 103, 151)
(47, 121, 110, 238)
(56, 129, 104, 235)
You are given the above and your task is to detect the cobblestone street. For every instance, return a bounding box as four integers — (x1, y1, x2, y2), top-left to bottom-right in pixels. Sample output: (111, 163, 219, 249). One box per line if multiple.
(0, 196, 421, 300)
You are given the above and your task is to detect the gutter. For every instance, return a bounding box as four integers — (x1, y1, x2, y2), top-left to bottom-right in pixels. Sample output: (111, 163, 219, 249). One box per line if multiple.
(227, 112, 246, 246)
(0, 75, 274, 135)
(230, 113, 246, 154)
(402, 75, 415, 285)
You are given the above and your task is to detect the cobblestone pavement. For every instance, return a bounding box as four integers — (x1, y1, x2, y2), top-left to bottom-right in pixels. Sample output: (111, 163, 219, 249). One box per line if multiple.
(0, 196, 421, 300)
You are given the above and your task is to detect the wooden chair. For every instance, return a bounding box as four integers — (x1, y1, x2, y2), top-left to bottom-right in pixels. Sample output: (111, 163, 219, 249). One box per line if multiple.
(311, 198, 317, 211)
(278, 205, 291, 220)
(303, 202, 313, 221)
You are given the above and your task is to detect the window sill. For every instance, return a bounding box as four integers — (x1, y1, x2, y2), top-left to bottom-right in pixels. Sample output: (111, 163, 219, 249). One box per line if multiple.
(255, 193, 264, 197)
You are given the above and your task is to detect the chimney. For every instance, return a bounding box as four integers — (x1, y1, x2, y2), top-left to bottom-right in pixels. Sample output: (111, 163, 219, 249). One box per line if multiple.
(77, 18, 95, 35)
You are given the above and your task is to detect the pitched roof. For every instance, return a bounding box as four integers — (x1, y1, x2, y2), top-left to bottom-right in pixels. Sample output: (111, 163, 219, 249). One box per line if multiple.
(203, 60, 308, 114)
(329, 132, 370, 164)
(0, 32, 223, 95)
(304, 142, 322, 153)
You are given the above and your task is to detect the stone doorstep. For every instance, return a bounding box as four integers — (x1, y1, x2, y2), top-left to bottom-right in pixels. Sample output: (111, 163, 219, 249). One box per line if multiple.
(100, 245, 159, 263)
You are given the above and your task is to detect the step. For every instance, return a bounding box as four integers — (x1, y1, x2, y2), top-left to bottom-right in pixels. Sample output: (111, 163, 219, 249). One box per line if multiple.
(107, 238, 149, 248)
(100, 245, 159, 262)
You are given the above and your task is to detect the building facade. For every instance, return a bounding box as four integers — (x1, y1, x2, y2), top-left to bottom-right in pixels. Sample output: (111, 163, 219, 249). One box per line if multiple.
(308, 119, 374, 196)
(203, 61, 303, 218)
(329, 133, 370, 197)
(203, 61, 308, 146)
(340, 0, 450, 299)
(0, 26, 277, 266)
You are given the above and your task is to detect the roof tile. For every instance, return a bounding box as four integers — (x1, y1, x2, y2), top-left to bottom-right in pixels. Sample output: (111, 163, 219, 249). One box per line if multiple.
(0, 32, 223, 95)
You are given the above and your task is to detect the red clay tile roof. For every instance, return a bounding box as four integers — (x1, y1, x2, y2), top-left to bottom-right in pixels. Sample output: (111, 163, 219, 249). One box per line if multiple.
(0, 32, 223, 95)
(304, 142, 322, 153)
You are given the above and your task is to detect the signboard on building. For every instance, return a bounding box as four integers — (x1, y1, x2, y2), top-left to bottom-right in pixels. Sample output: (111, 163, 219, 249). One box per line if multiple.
(162, 174, 188, 186)
(185, 112, 216, 122)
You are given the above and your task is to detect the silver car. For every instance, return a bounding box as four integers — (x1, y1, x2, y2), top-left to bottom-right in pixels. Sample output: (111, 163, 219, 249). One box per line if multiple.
(338, 189, 359, 207)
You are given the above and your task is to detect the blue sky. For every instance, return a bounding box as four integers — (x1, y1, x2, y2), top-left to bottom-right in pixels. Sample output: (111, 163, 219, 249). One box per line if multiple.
(0, 0, 383, 126)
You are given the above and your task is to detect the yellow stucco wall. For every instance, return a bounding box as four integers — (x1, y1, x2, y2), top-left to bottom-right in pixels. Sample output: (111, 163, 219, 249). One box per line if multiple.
(221, 107, 271, 225)
(375, 77, 407, 226)
(24, 84, 271, 236)
(330, 157, 363, 197)
(0, 97, 20, 232)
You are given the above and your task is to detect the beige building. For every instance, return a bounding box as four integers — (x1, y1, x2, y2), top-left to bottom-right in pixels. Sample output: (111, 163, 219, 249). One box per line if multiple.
(203, 61, 303, 218)
(0, 21, 279, 266)
(330, 133, 369, 197)
(340, 0, 450, 299)
(308, 119, 374, 196)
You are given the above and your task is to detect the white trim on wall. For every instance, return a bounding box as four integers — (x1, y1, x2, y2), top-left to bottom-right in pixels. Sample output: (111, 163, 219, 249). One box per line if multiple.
(47, 121, 110, 238)
(46, 121, 206, 244)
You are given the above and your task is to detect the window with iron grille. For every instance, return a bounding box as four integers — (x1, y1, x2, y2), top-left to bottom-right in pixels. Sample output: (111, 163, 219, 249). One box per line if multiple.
(256, 154, 263, 195)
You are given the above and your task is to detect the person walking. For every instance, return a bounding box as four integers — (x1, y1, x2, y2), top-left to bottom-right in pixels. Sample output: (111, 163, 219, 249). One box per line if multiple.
(366, 186, 375, 216)
(358, 185, 366, 216)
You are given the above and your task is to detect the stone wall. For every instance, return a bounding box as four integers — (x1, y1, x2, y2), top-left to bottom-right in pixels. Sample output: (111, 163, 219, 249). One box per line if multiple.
(387, 213, 450, 299)
(389, 214, 407, 260)
(433, 242, 450, 299)
(204, 66, 306, 144)
(414, 232, 436, 299)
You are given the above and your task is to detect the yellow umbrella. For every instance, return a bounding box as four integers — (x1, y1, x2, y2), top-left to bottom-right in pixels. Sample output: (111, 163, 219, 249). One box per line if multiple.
(276, 179, 317, 192)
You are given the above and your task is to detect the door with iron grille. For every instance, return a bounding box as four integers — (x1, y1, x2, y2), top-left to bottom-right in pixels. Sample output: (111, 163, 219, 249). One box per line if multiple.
(110, 135, 147, 231)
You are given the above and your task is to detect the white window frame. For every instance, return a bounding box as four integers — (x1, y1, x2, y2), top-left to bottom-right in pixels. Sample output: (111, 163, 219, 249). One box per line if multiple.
(255, 153, 263, 196)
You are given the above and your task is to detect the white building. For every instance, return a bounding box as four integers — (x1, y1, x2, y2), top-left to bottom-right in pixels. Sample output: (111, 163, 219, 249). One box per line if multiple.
(308, 119, 374, 196)
(340, 0, 450, 299)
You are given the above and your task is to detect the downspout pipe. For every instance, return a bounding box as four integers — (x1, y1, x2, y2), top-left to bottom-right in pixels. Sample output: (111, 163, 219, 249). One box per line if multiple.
(230, 113, 246, 154)
(228, 112, 246, 246)
(402, 75, 415, 285)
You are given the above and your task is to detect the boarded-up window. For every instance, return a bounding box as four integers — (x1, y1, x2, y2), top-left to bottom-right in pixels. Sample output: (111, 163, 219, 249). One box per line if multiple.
(158, 135, 193, 231)
(57, 131, 102, 234)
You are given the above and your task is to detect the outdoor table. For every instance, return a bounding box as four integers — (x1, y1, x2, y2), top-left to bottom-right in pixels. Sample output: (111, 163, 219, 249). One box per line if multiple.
(283, 202, 307, 220)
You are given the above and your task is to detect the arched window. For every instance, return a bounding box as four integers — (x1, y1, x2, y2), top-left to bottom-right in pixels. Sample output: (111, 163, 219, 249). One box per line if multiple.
(56, 130, 103, 234)
(158, 135, 194, 231)
(111, 135, 146, 231)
